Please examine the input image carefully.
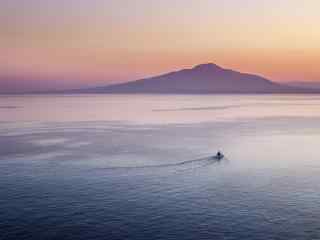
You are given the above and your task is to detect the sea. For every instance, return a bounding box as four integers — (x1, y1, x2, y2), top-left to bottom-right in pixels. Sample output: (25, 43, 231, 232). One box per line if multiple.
(1, 94, 320, 240)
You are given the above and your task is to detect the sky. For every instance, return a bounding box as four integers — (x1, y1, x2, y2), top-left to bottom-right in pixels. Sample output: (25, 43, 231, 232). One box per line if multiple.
(1, 0, 320, 92)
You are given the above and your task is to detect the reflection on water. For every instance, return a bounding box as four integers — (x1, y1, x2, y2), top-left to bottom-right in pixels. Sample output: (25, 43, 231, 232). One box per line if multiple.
(1, 94, 320, 124)
(1, 94, 320, 240)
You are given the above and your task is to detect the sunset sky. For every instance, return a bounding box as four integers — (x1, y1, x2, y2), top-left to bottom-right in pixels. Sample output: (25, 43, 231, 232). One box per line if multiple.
(1, 0, 320, 91)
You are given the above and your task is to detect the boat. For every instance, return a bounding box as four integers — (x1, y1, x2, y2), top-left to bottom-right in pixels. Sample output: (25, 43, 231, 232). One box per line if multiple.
(213, 151, 224, 160)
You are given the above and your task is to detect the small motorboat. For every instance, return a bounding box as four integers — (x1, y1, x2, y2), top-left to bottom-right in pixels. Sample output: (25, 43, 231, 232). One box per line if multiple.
(213, 151, 224, 160)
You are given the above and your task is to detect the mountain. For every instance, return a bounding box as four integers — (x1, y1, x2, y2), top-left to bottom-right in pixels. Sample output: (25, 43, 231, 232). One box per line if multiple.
(79, 63, 316, 94)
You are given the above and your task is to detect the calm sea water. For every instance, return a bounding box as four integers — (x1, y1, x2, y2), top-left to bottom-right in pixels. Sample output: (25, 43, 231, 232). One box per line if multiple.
(1, 94, 320, 240)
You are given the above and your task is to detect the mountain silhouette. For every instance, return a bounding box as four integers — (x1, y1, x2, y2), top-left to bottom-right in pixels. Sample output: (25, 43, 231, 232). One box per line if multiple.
(79, 63, 315, 94)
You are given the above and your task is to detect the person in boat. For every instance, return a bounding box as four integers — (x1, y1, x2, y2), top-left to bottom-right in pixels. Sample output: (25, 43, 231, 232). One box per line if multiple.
(215, 151, 224, 160)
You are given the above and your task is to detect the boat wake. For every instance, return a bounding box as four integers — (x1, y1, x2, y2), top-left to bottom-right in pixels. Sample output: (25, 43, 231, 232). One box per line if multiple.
(98, 155, 224, 172)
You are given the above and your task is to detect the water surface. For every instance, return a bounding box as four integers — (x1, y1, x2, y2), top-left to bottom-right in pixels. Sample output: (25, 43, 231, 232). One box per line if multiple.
(1, 94, 320, 240)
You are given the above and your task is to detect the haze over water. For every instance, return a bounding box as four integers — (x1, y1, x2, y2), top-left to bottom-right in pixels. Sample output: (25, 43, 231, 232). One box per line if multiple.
(1, 94, 320, 239)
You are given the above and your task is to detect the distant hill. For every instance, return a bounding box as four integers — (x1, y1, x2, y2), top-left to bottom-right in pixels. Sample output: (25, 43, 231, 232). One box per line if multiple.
(2, 63, 319, 94)
(78, 63, 317, 94)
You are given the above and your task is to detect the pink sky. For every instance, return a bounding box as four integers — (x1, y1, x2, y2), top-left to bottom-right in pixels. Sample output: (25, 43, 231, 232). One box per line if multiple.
(1, 0, 320, 91)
